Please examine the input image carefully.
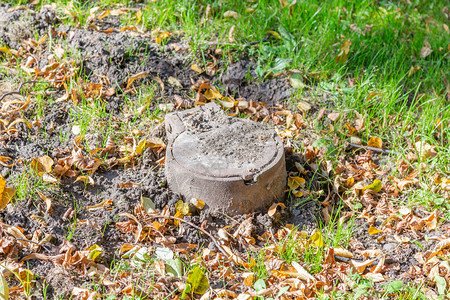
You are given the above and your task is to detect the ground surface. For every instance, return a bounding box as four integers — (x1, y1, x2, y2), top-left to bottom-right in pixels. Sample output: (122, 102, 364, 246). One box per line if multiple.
(0, 1, 449, 299)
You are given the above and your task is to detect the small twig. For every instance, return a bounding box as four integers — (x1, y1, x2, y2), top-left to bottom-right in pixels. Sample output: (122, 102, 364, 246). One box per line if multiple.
(348, 142, 400, 155)
(0, 79, 63, 101)
(13, 238, 41, 245)
(148, 214, 234, 266)
(334, 254, 397, 265)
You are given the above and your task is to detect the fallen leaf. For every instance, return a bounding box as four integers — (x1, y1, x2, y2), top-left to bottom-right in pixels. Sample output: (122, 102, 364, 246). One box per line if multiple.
(267, 203, 286, 217)
(74, 175, 95, 186)
(223, 10, 239, 19)
(408, 66, 421, 77)
(310, 230, 324, 247)
(0, 156, 14, 168)
(415, 141, 437, 160)
(168, 76, 183, 88)
(296, 101, 311, 112)
(367, 136, 382, 149)
(0, 176, 15, 210)
(0, 273, 9, 299)
(333, 248, 354, 258)
(368, 226, 382, 235)
(420, 40, 433, 58)
(155, 31, 172, 44)
(336, 39, 352, 63)
(363, 179, 382, 193)
(288, 177, 306, 190)
(37, 191, 53, 214)
(228, 25, 236, 43)
(186, 266, 210, 295)
(140, 195, 155, 213)
(190, 198, 205, 210)
(327, 112, 340, 121)
(86, 199, 113, 211)
(175, 200, 190, 215)
(191, 64, 203, 74)
(126, 72, 149, 89)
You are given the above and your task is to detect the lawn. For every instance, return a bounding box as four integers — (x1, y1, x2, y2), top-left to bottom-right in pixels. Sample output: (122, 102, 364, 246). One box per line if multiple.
(0, 0, 449, 299)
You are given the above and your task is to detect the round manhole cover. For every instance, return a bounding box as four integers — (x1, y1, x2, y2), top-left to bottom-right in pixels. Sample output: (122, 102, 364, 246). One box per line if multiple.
(172, 121, 279, 178)
(165, 103, 286, 215)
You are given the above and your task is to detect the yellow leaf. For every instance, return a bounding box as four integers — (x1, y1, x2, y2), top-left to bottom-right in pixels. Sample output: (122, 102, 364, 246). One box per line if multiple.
(220, 97, 236, 109)
(190, 198, 205, 210)
(243, 273, 254, 287)
(98, 10, 110, 20)
(74, 175, 95, 186)
(266, 30, 281, 39)
(336, 39, 352, 63)
(367, 136, 382, 149)
(175, 200, 190, 215)
(39, 155, 54, 173)
(191, 64, 204, 74)
(87, 244, 103, 261)
(126, 72, 149, 89)
(334, 248, 354, 258)
(0, 273, 9, 299)
(0, 176, 15, 211)
(186, 266, 210, 295)
(363, 179, 382, 193)
(0, 156, 14, 168)
(293, 190, 303, 197)
(288, 176, 306, 190)
(203, 89, 222, 100)
(0, 46, 11, 55)
(135, 10, 142, 24)
(368, 226, 382, 235)
(310, 230, 324, 247)
(120, 25, 137, 32)
(86, 199, 113, 211)
(18, 269, 34, 291)
(345, 176, 355, 188)
(408, 66, 421, 77)
(155, 31, 172, 44)
(135, 139, 147, 155)
(173, 211, 183, 226)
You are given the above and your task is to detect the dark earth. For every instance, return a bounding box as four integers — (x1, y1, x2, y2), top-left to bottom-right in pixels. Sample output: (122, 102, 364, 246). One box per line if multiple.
(0, 3, 444, 298)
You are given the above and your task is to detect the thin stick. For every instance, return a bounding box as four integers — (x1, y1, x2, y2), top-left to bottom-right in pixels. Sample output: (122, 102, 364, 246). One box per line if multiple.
(348, 143, 400, 155)
(0, 79, 63, 101)
(148, 214, 234, 266)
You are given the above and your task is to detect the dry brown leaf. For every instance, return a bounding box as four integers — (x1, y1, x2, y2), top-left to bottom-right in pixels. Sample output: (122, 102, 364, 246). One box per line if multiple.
(191, 64, 203, 74)
(420, 40, 433, 58)
(223, 10, 239, 19)
(86, 199, 113, 211)
(0, 156, 14, 168)
(0, 176, 15, 211)
(168, 76, 183, 88)
(37, 190, 53, 214)
(327, 112, 340, 121)
(268, 203, 286, 217)
(126, 72, 149, 90)
(74, 175, 95, 186)
(333, 248, 354, 258)
(336, 39, 352, 63)
(351, 259, 375, 274)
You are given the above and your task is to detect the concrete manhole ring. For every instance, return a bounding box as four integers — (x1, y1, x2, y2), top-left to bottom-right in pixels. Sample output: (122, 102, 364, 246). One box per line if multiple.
(165, 103, 286, 215)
